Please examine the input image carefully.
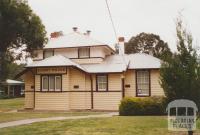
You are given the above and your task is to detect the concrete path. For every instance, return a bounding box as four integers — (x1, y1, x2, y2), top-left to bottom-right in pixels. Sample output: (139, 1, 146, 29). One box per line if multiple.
(0, 112, 118, 129)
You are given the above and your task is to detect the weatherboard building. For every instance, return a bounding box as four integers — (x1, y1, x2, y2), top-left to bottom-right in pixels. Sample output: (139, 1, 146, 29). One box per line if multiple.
(18, 28, 164, 110)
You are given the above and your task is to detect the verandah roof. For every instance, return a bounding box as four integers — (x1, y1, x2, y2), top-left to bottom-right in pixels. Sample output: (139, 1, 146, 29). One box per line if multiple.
(0, 79, 24, 85)
(26, 53, 161, 73)
(26, 55, 87, 72)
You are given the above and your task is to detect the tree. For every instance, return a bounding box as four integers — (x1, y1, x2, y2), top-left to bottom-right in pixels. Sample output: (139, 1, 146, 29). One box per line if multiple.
(7, 63, 26, 80)
(0, 0, 47, 81)
(125, 32, 172, 60)
(160, 18, 200, 112)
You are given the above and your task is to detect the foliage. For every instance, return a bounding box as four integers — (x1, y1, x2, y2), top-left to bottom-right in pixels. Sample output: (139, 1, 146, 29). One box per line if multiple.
(7, 63, 26, 80)
(0, 0, 47, 81)
(125, 32, 172, 60)
(119, 97, 165, 116)
(160, 18, 200, 109)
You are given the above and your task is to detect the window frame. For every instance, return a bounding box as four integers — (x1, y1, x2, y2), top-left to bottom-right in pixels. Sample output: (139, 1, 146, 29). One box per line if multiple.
(136, 70, 151, 97)
(55, 75, 62, 91)
(43, 49, 54, 59)
(41, 76, 48, 91)
(41, 75, 62, 92)
(78, 47, 90, 58)
(96, 74, 108, 91)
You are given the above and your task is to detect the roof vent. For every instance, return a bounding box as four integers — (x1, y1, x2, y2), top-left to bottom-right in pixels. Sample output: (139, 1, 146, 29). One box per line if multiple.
(86, 30, 91, 36)
(73, 27, 78, 32)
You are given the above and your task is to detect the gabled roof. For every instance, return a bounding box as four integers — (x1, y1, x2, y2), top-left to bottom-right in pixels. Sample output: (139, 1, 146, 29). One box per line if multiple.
(127, 53, 161, 69)
(25, 53, 161, 74)
(81, 53, 161, 73)
(26, 55, 86, 72)
(44, 32, 114, 52)
(1, 79, 24, 85)
(82, 55, 128, 73)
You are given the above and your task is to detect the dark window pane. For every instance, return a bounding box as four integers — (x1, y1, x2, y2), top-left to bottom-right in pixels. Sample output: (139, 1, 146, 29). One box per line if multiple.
(187, 107, 194, 116)
(178, 107, 186, 116)
(170, 107, 176, 116)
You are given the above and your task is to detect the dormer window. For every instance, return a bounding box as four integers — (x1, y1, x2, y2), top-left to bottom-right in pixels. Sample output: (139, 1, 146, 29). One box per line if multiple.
(44, 50, 54, 59)
(78, 47, 90, 58)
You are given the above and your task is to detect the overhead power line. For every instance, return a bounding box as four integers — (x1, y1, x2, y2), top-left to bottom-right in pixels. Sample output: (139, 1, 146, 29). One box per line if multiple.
(105, 0, 118, 42)
(104, 0, 128, 68)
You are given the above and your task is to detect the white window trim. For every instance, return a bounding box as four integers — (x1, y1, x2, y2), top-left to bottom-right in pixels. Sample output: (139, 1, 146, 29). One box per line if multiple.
(97, 75, 108, 91)
(49, 76, 55, 91)
(41, 75, 62, 91)
(136, 70, 150, 96)
(42, 76, 48, 91)
(55, 76, 61, 91)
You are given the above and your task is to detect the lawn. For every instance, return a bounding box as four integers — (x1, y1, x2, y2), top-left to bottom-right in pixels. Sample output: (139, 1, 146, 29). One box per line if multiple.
(0, 98, 199, 135)
(0, 98, 102, 123)
(0, 97, 24, 112)
(0, 116, 199, 135)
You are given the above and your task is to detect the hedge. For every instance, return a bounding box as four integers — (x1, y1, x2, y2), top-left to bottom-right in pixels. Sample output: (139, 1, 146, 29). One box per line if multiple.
(119, 96, 166, 116)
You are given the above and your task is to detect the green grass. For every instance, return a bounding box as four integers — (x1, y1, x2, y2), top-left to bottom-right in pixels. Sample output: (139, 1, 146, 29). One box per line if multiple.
(0, 97, 24, 112)
(0, 116, 199, 135)
(0, 111, 103, 123)
(0, 98, 102, 123)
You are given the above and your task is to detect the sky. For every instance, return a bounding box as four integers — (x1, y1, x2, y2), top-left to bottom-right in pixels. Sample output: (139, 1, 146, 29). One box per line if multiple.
(28, 0, 200, 51)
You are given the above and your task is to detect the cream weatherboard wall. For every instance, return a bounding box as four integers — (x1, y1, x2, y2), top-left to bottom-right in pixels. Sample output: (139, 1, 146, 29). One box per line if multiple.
(32, 46, 112, 63)
(124, 70, 136, 97)
(23, 67, 164, 111)
(24, 71, 34, 109)
(92, 73, 122, 110)
(150, 69, 164, 96)
(124, 69, 164, 97)
(72, 58, 103, 64)
(34, 72, 70, 110)
(69, 68, 91, 109)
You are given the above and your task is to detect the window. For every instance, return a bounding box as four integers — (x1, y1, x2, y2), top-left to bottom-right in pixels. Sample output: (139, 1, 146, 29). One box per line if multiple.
(78, 47, 90, 58)
(187, 107, 194, 116)
(170, 107, 176, 116)
(44, 50, 54, 59)
(42, 76, 48, 91)
(178, 107, 186, 116)
(55, 76, 61, 91)
(96, 75, 108, 91)
(49, 76, 55, 91)
(136, 70, 150, 96)
(41, 75, 62, 91)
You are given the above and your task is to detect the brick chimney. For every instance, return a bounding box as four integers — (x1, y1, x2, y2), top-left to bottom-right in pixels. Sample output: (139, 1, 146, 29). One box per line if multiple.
(118, 37, 125, 55)
(50, 31, 63, 38)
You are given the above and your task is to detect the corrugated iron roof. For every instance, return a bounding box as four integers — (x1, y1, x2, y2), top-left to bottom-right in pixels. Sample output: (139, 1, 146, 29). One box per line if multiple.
(26, 55, 87, 72)
(82, 55, 128, 73)
(127, 53, 161, 69)
(26, 53, 161, 73)
(44, 32, 114, 51)
(1, 79, 24, 85)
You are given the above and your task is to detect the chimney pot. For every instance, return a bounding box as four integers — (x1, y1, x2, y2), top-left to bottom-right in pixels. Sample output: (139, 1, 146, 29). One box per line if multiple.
(118, 36, 125, 55)
(50, 31, 63, 38)
(118, 37, 125, 42)
(73, 27, 78, 32)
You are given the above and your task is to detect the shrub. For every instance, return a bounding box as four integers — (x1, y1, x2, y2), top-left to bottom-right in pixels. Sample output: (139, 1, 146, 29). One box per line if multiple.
(0, 94, 10, 99)
(119, 96, 166, 116)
